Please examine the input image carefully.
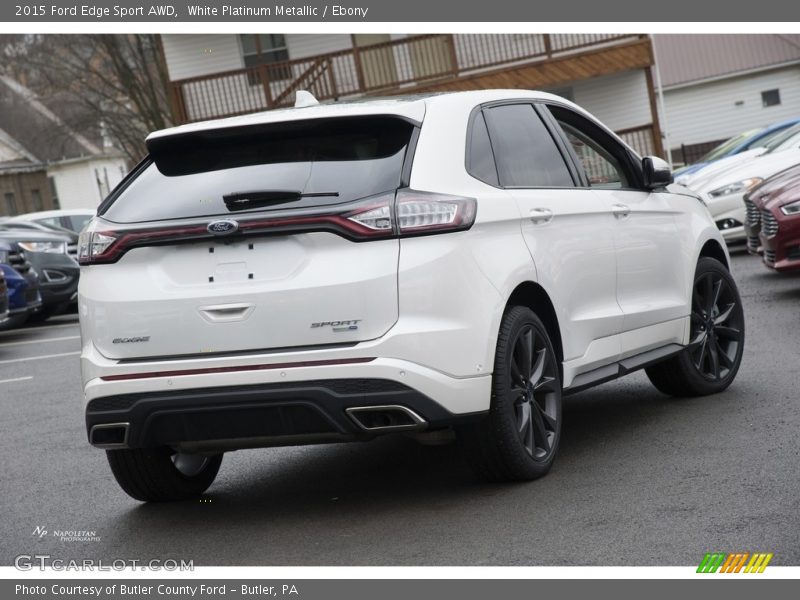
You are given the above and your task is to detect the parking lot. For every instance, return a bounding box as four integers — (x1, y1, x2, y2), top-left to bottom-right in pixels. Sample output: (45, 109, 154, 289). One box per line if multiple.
(1, 249, 798, 566)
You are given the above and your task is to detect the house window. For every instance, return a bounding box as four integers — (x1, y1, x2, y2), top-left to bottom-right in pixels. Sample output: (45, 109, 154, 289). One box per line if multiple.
(240, 34, 291, 83)
(4, 192, 17, 215)
(762, 89, 781, 107)
(31, 189, 43, 211)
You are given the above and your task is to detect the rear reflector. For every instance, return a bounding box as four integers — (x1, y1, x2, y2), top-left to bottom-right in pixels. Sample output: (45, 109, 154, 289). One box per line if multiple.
(100, 357, 376, 381)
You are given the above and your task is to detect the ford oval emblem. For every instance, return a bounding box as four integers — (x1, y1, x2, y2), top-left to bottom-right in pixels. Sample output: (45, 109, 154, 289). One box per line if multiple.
(207, 219, 239, 236)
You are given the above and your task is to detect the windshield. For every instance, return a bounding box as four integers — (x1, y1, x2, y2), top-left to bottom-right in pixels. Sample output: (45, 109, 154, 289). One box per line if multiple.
(700, 129, 760, 162)
(102, 116, 416, 224)
(763, 124, 800, 154)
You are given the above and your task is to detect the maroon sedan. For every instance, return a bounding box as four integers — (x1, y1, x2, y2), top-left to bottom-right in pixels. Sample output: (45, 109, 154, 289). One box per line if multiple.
(744, 164, 800, 255)
(758, 174, 800, 273)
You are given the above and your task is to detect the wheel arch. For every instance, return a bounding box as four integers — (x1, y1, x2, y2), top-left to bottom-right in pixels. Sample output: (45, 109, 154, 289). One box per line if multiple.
(698, 238, 729, 270)
(506, 281, 564, 377)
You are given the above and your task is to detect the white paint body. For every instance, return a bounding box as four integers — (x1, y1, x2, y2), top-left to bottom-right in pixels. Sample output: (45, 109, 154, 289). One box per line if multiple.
(79, 90, 728, 417)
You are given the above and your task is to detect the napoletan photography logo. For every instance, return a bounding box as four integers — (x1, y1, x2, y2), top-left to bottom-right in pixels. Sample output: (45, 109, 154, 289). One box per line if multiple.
(32, 525, 101, 543)
(697, 552, 774, 573)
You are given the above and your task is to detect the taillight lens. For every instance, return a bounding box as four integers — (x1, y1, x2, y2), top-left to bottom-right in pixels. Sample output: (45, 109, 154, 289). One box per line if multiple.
(347, 189, 476, 236)
(78, 220, 118, 264)
(396, 190, 476, 234)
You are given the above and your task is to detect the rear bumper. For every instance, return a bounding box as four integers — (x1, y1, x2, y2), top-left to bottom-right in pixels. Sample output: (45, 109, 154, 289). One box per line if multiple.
(85, 378, 487, 450)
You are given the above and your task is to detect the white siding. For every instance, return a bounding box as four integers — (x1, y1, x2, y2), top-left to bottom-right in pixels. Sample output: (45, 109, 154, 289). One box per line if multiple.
(162, 34, 354, 81)
(663, 65, 800, 147)
(47, 157, 127, 210)
(571, 70, 652, 131)
(285, 34, 352, 59)
(162, 35, 244, 81)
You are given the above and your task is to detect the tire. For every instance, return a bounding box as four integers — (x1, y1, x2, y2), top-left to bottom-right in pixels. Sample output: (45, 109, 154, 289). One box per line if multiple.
(646, 257, 745, 397)
(106, 447, 223, 502)
(459, 306, 562, 481)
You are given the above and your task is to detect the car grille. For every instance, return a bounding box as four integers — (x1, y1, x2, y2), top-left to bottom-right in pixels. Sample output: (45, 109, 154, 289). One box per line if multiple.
(745, 198, 760, 226)
(747, 235, 760, 252)
(764, 249, 777, 264)
(8, 250, 31, 275)
(761, 210, 779, 237)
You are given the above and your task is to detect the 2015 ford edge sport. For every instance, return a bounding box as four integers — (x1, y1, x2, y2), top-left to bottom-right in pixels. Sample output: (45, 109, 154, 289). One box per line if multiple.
(78, 90, 745, 501)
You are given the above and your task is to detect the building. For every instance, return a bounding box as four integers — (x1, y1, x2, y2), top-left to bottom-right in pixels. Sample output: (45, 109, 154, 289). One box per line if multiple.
(160, 33, 665, 158)
(653, 34, 800, 164)
(0, 75, 127, 214)
(0, 127, 57, 216)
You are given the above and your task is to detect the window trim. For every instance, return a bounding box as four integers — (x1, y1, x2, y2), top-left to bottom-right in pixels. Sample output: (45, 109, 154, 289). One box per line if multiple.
(464, 99, 580, 191)
(542, 101, 647, 192)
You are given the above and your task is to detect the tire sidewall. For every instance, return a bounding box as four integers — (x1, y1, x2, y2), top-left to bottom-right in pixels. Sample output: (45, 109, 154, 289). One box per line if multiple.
(491, 306, 563, 476)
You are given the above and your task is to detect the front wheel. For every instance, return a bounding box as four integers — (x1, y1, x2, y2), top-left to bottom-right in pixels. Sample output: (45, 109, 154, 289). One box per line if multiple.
(106, 447, 223, 502)
(459, 306, 562, 481)
(646, 257, 745, 397)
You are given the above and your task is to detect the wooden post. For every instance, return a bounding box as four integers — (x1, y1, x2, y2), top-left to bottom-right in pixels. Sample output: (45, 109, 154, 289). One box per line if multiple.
(645, 65, 665, 159)
(350, 35, 366, 93)
(447, 34, 459, 76)
(259, 65, 273, 109)
(543, 34, 553, 58)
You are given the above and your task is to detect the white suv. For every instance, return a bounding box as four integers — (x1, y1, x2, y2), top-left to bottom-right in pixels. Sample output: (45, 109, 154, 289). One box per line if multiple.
(78, 90, 745, 501)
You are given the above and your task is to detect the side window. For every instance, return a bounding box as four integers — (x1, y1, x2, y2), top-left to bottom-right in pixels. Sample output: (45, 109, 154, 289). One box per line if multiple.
(548, 106, 632, 189)
(483, 104, 574, 188)
(467, 112, 499, 186)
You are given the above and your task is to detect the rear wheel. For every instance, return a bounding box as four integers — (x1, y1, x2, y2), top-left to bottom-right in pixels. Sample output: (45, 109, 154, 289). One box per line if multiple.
(106, 447, 222, 502)
(459, 306, 562, 481)
(646, 257, 744, 397)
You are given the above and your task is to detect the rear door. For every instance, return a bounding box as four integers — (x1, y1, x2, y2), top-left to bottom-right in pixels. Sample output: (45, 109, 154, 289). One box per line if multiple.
(481, 102, 623, 366)
(81, 116, 415, 360)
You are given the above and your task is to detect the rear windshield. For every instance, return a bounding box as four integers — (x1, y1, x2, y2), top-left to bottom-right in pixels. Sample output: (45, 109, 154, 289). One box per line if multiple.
(102, 116, 416, 224)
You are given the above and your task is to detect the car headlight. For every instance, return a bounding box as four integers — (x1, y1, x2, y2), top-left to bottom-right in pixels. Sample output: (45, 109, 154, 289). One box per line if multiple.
(708, 178, 763, 198)
(17, 241, 67, 254)
(780, 199, 800, 216)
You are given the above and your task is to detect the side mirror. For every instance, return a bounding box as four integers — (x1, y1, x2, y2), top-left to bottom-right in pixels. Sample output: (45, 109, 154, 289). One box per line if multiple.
(642, 156, 673, 190)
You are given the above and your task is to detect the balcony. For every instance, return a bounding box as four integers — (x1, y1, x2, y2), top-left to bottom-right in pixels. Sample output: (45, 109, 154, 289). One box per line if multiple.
(168, 33, 661, 157)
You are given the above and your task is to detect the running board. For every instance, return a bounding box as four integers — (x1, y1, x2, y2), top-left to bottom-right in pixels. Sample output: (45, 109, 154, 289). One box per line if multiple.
(564, 343, 684, 396)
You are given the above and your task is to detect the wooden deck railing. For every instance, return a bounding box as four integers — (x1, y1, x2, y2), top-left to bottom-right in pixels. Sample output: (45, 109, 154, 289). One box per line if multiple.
(170, 33, 644, 124)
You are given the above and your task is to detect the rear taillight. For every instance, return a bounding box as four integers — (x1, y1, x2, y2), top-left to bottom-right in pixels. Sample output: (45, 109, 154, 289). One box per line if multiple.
(395, 190, 476, 235)
(80, 190, 477, 265)
(347, 190, 476, 236)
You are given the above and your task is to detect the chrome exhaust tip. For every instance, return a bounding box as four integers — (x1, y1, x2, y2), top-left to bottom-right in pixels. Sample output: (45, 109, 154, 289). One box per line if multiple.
(89, 423, 130, 448)
(346, 405, 427, 432)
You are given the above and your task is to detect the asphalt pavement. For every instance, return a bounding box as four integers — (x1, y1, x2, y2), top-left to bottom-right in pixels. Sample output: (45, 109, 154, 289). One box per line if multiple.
(1, 248, 798, 566)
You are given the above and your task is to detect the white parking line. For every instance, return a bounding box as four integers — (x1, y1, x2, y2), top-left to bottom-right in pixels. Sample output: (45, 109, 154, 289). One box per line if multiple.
(0, 335, 80, 348)
(0, 376, 34, 384)
(0, 322, 79, 336)
(0, 351, 80, 365)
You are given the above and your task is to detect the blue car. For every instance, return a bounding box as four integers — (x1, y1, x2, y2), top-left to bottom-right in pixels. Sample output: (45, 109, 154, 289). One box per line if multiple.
(675, 117, 800, 178)
(0, 255, 43, 330)
(0, 242, 10, 324)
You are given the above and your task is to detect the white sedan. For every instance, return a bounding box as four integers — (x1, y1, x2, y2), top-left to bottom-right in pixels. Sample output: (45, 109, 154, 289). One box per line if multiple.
(687, 125, 800, 242)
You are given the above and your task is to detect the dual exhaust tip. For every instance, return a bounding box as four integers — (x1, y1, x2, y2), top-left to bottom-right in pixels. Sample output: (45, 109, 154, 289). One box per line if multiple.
(89, 423, 129, 448)
(89, 405, 427, 448)
(346, 405, 427, 433)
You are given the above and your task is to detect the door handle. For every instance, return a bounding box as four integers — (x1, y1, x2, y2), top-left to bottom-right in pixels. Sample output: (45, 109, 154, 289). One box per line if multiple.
(529, 208, 553, 224)
(611, 204, 631, 219)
